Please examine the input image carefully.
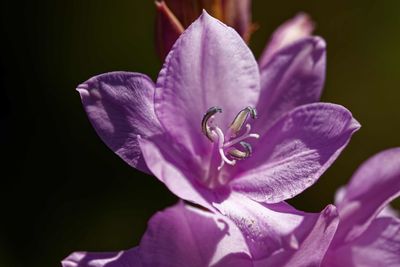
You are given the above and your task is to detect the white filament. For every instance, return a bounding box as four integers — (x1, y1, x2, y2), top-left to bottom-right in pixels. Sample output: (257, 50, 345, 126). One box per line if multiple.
(223, 124, 260, 148)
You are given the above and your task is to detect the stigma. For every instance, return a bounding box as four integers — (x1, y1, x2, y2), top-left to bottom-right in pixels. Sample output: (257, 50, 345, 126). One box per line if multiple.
(201, 106, 260, 170)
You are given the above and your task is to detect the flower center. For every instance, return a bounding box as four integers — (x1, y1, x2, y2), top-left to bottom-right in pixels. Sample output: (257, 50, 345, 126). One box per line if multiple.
(201, 106, 260, 172)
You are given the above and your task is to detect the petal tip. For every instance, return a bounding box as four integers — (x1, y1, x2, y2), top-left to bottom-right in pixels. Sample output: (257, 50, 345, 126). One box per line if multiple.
(76, 85, 91, 100)
(350, 117, 362, 131)
(293, 12, 315, 32)
(324, 204, 338, 217)
(312, 36, 326, 50)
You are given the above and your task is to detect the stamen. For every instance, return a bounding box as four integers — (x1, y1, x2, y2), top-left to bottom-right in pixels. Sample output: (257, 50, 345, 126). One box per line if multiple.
(214, 127, 236, 170)
(228, 142, 252, 160)
(229, 106, 257, 136)
(223, 124, 259, 148)
(201, 106, 222, 142)
(201, 106, 259, 174)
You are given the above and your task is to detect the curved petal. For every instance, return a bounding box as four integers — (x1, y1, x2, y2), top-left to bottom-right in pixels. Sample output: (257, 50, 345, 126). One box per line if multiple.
(138, 136, 217, 210)
(155, 11, 260, 158)
(333, 148, 400, 244)
(259, 13, 314, 69)
(77, 72, 162, 174)
(232, 103, 360, 203)
(323, 217, 400, 267)
(256, 205, 339, 267)
(255, 37, 326, 135)
(61, 248, 141, 267)
(214, 193, 312, 259)
(214, 192, 338, 261)
(139, 202, 252, 267)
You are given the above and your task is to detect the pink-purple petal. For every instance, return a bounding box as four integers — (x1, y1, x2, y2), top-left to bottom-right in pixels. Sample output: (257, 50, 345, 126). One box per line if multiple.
(257, 205, 339, 267)
(214, 192, 337, 261)
(255, 37, 326, 135)
(259, 13, 314, 69)
(77, 71, 162, 174)
(138, 136, 217, 210)
(323, 217, 400, 267)
(61, 248, 141, 267)
(333, 148, 400, 244)
(155, 10, 260, 158)
(139, 202, 252, 267)
(232, 103, 360, 203)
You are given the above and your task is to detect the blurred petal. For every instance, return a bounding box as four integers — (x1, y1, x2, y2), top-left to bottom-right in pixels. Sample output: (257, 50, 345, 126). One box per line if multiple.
(324, 217, 400, 267)
(255, 37, 326, 134)
(155, 1, 185, 61)
(335, 186, 399, 219)
(61, 248, 141, 267)
(334, 148, 400, 244)
(138, 136, 216, 210)
(162, 0, 202, 28)
(77, 72, 162, 174)
(222, 0, 252, 41)
(256, 205, 339, 267)
(139, 202, 252, 267)
(155, 11, 260, 158)
(259, 13, 314, 69)
(232, 103, 360, 203)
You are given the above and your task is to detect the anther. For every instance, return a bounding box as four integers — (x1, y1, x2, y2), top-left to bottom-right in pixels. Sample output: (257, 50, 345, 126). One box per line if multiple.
(227, 141, 252, 160)
(201, 106, 222, 141)
(229, 107, 257, 136)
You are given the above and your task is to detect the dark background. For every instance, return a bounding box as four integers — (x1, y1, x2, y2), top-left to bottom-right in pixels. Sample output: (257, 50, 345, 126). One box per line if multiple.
(2, 1, 399, 266)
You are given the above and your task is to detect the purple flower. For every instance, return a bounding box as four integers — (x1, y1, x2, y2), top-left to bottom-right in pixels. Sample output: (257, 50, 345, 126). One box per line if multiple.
(77, 11, 359, 258)
(62, 201, 339, 267)
(322, 148, 400, 266)
(155, 0, 252, 59)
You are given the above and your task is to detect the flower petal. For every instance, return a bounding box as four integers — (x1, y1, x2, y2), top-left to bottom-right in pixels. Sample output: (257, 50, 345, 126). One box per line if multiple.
(155, 11, 260, 157)
(61, 248, 141, 267)
(256, 205, 339, 267)
(259, 13, 314, 69)
(323, 217, 400, 267)
(77, 72, 162, 174)
(138, 136, 217, 210)
(333, 148, 400, 244)
(232, 103, 360, 203)
(139, 202, 252, 267)
(214, 192, 338, 261)
(255, 37, 326, 135)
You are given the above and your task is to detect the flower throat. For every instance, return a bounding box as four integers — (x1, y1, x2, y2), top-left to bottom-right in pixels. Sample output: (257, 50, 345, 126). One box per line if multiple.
(201, 106, 260, 171)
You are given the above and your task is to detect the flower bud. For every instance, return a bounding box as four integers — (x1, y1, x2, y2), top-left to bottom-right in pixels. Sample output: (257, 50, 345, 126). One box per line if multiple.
(155, 0, 252, 60)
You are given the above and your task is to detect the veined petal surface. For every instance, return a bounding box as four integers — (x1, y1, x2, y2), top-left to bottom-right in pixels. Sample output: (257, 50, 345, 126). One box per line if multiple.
(232, 103, 360, 203)
(77, 72, 162, 174)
